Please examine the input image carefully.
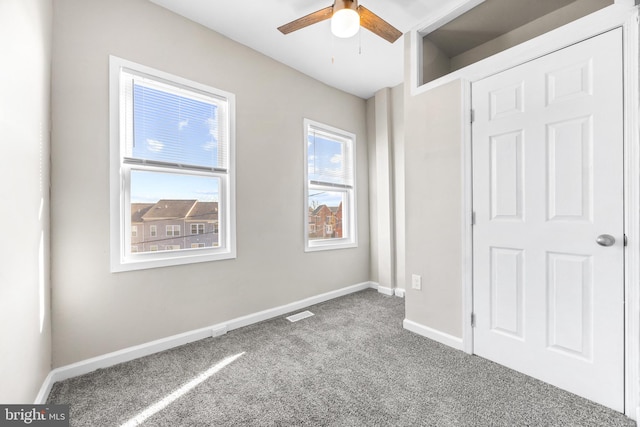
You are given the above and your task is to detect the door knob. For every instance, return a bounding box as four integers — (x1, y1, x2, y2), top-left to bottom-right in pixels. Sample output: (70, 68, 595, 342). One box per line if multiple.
(596, 234, 616, 247)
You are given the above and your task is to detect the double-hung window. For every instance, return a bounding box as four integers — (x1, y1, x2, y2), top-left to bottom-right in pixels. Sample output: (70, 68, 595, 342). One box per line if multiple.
(191, 224, 205, 235)
(166, 225, 181, 237)
(110, 56, 236, 272)
(304, 119, 357, 251)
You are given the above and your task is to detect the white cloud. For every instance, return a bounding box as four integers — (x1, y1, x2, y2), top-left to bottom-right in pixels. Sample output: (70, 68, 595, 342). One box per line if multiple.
(179, 119, 189, 130)
(195, 189, 219, 202)
(206, 117, 218, 137)
(146, 139, 164, 152)
(202, 140, 218, 151)
(330, 154, 342, 164)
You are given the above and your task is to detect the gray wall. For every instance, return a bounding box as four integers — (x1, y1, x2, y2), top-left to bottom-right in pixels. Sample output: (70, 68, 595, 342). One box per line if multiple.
(391, 85, 406, 291)
(404, 38, 463, 336)
(422, 38, 452, 85)
(366, 85, 406, 292)
(368, 89, 395, 289)
(51, 0, 370, 367)
(0, 0, 53, 402)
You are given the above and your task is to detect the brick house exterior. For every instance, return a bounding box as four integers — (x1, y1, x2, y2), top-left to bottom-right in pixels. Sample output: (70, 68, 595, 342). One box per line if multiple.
(308, 202, 342, 239)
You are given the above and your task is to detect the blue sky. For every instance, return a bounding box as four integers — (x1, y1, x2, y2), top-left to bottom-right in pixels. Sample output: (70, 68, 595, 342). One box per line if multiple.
(130, 83, 221, 203)
(308, 132, 347, 208)
(131, 170, 219, 203)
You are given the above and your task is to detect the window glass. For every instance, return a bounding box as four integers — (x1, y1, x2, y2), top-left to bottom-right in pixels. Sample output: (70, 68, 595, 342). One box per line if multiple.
(304, 119, 356, 251)
(129, 82, 227, 169)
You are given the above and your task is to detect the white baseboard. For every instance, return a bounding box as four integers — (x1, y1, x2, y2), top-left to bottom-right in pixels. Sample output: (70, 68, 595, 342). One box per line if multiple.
(35, 323, 227, 404)
(35, 371, 57, 404)
(35, 281, 376, 403)
(371, 282, 406, 298)
(403, 319, 464, 351)
(377, 285, 395, 296)
(225, 281, 374, 330)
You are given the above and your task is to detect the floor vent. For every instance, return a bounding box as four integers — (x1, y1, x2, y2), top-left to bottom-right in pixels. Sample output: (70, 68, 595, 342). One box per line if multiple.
(286, 311, 314, 322)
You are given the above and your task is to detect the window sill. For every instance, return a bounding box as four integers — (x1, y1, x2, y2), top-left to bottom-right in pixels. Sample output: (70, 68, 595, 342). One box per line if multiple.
(111, 248, 236, 273)
(305, 240, 358, 252)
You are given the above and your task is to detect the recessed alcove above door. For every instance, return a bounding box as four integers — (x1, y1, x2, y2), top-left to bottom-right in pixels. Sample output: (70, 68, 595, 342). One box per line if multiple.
(414, 0, 613, 87)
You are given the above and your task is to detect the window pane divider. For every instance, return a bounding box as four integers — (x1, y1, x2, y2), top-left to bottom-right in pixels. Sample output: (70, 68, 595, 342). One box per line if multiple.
(123, 157, 227, 173)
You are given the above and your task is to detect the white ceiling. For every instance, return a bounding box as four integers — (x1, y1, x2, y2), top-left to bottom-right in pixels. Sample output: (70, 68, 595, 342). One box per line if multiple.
(149, 0, 451, 99)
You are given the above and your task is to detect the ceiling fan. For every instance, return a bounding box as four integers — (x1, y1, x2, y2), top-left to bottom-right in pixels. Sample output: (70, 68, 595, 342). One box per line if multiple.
(277, 0, 402, 43)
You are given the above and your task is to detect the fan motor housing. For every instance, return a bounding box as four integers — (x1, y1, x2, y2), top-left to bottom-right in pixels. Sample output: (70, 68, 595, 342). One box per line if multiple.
(333, 0, 358, 14)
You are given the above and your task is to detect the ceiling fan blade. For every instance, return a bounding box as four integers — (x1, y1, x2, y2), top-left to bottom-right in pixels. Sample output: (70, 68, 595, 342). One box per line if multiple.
(278, 6, 334, 35)
(358, 5, 402, 43)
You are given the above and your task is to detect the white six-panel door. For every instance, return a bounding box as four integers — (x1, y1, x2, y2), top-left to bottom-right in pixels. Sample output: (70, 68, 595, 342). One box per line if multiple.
(472, 28, 624, 411)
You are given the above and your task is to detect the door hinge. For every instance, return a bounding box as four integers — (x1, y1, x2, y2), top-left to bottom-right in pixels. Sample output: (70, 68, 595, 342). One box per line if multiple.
(471, 211, 476, 226)
(624, 234, 628, 247)
(470, 109, 475, 123)
(471, 313, 476, 328)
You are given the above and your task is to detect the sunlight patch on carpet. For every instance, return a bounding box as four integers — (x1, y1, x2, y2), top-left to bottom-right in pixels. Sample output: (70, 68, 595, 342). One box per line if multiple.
(120, 352, 245, 427)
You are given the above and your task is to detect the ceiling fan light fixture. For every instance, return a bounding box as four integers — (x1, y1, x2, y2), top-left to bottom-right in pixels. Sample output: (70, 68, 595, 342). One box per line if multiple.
(278, 0, 401, 44)
(331, 8, 360, 38)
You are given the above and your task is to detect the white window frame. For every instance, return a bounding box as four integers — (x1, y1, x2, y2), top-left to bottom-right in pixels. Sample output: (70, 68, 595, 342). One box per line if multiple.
(150, 225, 157, 237)
(303, 119, 357, 251)
(131, 225, 138, 237)
(191, 243, 206, 249)
(109, 56, 236, 272)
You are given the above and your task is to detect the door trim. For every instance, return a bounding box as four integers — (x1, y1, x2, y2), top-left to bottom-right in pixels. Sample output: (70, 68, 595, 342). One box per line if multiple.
(460, 7, 640, 419)
(622, 12, 640, 420)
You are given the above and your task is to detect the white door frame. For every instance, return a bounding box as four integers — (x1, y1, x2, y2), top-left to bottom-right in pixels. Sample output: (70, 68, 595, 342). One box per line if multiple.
(452, 3, 640, 419)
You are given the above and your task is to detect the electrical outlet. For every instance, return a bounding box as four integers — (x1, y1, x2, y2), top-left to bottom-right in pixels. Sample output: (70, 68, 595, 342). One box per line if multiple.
(411, 274, 422, 290)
